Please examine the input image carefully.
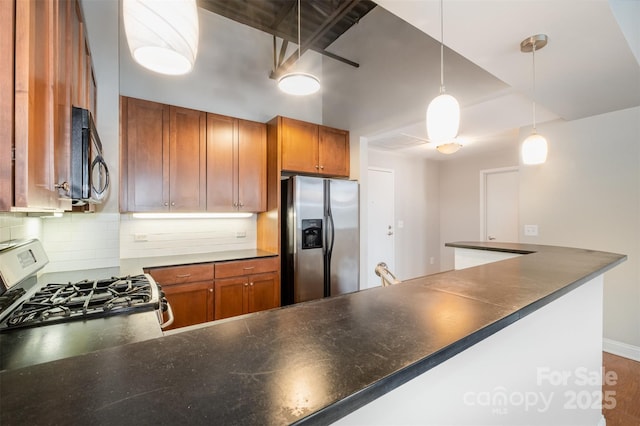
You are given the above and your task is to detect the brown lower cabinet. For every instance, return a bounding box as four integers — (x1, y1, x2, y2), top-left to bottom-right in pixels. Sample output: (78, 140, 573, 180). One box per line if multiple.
(145, 263, 214, 331)
(214, 257, 280, 321)
(145, 257, 279, 329)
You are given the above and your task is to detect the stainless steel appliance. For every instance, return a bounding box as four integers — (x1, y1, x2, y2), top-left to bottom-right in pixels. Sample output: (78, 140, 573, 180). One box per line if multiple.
(0, 239, 170, 370)
(281, 176, 359, 304)
(70, 106, 109, 205)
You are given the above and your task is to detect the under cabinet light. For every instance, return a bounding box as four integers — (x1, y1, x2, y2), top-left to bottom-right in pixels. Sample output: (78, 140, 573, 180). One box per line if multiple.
(131, 213, 254, 220)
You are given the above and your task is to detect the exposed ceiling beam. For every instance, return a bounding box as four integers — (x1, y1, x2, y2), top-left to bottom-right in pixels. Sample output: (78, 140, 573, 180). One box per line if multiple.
(198, 0, 360, 73)
(270, 0, 363, 78)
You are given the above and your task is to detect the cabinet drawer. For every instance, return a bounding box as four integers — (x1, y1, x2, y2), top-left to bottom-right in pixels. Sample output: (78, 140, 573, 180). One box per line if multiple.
(146, 264, 214, 285)
(214, 257, 278, 279)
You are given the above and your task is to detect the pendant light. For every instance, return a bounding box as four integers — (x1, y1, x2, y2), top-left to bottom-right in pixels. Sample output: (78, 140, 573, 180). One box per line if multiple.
(123, 0, 199, 75)
(520, 34, 548, 165)
(427, 0, 460, 144)
(278, 0, 321, 96)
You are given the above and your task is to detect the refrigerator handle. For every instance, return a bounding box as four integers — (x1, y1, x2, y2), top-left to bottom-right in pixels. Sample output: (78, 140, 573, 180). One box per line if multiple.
(327, 210, 335, 256)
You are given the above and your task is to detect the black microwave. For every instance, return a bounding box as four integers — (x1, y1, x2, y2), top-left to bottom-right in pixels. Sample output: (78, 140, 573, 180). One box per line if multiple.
(70, 107, 109, 205)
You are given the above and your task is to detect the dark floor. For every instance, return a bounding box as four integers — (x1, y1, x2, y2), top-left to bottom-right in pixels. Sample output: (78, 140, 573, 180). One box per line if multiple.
(602, 352, 640, 426)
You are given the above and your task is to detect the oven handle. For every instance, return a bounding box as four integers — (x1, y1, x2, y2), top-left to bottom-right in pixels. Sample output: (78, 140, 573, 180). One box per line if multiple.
(160, 300, 175, 329)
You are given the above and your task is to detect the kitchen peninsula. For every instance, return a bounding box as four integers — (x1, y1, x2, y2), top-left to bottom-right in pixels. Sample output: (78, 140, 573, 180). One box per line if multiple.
(0, 243, 625, 425)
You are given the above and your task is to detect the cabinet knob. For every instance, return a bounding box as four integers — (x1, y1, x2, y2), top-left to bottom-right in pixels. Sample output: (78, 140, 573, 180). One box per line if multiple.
(320, 165, 324, 170)
(249, 282, 254, 286)
(54, 182, 70, 193)
(244, 283, 249, 287)
(209, 289, 213, 293)
(315, 165, 319, 169)
(171, 202, 175, 206)
(233, 202, 238, 207)
(238, 202, 244, 208)
(164, 202, 169, 206)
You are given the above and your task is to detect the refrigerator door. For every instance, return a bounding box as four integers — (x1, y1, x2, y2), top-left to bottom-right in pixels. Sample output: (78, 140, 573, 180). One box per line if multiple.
(292, 176, 325, 303)
(327, 179, 359, 296)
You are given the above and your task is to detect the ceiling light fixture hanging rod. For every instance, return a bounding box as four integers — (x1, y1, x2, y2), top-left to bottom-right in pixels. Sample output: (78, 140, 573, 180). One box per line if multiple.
(439, 0, 444, 91)
(520, 34, 547, 131)
(270, 0, 361, 78)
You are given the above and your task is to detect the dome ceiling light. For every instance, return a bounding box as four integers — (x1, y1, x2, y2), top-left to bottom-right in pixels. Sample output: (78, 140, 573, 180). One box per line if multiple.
(278, 0, 321, 96)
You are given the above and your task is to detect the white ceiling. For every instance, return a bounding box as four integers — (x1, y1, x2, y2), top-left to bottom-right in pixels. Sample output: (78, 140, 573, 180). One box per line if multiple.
(366, 0, 640, 160)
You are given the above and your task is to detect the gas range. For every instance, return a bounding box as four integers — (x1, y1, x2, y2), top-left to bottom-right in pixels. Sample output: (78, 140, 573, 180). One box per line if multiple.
(1, 274, 161, 331)
(0, 240, 171, 370)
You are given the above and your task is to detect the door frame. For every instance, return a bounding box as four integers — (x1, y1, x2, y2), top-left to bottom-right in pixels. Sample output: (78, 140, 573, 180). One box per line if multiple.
(479, 166, 519, 241)
(366, 166, 395, 289)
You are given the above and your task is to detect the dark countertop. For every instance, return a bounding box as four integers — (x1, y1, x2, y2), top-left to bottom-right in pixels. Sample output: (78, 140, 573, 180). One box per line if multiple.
(0, 243, 626, 425)
(119, 248, 278, 275)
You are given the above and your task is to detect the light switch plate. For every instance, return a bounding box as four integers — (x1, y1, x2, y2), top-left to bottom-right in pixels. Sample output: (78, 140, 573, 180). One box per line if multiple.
(524, 225, 539, 236)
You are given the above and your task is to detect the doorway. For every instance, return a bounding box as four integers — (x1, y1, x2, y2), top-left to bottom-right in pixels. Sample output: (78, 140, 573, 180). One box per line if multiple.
(367, 167, 395, 288)
(480, 167, 519, 242)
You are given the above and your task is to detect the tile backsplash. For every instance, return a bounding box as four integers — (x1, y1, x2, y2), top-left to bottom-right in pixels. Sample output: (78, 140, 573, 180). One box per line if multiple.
(119, 214, 257, 259)
(41, 213, 120, 273)
(1, 212, 258, 272)
(0, 213, 42, 242)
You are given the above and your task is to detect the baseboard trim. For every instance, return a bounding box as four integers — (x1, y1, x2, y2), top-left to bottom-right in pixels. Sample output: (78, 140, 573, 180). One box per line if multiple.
(603, 338, 640, 362)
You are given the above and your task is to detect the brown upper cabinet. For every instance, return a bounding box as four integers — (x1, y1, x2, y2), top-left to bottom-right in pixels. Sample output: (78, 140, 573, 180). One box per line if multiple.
(8, 0, 94, 211)
(280, 116, 350, 178)
(120, 97, 206, 212)
(206, 114, 266, 212)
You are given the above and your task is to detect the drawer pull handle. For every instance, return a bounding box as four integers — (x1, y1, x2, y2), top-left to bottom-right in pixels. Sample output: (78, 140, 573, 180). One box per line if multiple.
(175, 274, 192, 278)
(243, 267, 255, 270)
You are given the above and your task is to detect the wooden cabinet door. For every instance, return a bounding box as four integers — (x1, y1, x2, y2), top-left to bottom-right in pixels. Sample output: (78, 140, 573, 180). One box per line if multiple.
(162, 281, 214, 330)
(214, 277, 248, 320)
(281, 117, 319, 174)
(206, 113, 235, 211)
(123, 97, 169, 211)
(53, 0, 72, 205)
(319, 126, 350, 177)
(248, 272, 279, 314)
(0, 0, 15, 210)
(13, 0, 59, 209)
(169, 106, 206, 211)
(237, 119, 266, 212)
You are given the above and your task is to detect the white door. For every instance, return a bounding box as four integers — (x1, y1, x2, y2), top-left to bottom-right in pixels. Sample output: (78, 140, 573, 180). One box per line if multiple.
(367, 167, 395, 288)
(481, 167, 519, 242)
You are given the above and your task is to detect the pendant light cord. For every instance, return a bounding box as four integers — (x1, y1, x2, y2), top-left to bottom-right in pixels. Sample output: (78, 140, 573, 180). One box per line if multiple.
(532, 42, 537, 132)
(297, 0, 301, 61)
(439, 0, 445, 93)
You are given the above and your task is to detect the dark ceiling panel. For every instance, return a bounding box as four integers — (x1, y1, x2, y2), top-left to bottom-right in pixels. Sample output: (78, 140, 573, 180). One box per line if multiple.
(197, 0, 377, 66)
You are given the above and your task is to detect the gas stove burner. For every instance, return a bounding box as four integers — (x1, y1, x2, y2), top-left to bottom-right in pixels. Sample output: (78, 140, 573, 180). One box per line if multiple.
(2, 274, 159, 330)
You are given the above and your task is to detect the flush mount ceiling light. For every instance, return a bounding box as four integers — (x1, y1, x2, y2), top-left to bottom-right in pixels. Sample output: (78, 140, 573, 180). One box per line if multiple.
(436, 141, 462, 154)
(277, 0, 321, 96)
(426, 0, 460, 144)
(123, 0, 199, 75)
(521, 34, 549, 165)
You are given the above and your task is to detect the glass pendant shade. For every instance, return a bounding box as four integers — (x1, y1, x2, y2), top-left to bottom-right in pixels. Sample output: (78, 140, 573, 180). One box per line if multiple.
(427, 93, 460, 143)
(521, 133, 548, 165)
(123, 0, 199, 75)
(278, 72, 321, 96)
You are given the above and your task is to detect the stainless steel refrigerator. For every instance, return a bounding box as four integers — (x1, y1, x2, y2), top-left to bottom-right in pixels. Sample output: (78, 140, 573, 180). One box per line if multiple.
(281, 176, 359, 305)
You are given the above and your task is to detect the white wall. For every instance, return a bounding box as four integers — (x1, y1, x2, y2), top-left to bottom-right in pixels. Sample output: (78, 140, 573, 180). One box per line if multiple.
(519, 106, 640, 349)
(368, 150, 440, 280)
(438, 147, 519, 271)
